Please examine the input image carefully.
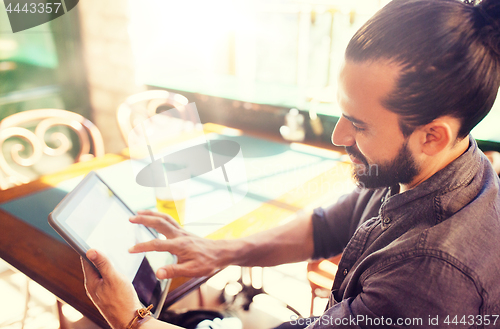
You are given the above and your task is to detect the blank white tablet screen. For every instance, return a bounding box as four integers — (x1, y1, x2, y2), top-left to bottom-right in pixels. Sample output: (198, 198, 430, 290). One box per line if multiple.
(65, 177, 151, 281)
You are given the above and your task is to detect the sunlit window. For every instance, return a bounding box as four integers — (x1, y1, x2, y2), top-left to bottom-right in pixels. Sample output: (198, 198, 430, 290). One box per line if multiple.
(128, 0, 499, 142)
(128, 1, 386, 112)
(0, 7, 88, 120)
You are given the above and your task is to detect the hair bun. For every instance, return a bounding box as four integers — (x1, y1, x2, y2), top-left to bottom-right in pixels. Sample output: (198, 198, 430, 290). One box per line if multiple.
(473, 0, 500, 58)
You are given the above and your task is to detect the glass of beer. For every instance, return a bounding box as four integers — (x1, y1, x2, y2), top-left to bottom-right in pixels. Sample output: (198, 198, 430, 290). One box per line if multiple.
(154, 163, 188, 226)
(155, 187, 186, 226)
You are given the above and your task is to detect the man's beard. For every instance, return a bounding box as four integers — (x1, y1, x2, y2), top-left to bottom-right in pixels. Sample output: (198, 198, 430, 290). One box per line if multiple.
(346, 141, 420, 189)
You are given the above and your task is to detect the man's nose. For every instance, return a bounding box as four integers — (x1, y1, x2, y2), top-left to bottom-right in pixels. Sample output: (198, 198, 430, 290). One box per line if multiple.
(331, 116, 355, 147)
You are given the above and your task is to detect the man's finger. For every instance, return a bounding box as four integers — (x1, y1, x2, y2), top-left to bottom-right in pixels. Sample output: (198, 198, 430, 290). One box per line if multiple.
(81, 256, 100, 300)
(129, 214, 181, 237)
(156, 263, 195, 279)
(156, 265, 174, 280)
(81, 256, 99, 280)
(137, 209, 172, 219)
(156, 260, 216, 279)
(86, 249, 114, 279)
(136, 210, 181, 228)
(136, 210, 180, 227)
(129, 239, 178, 254)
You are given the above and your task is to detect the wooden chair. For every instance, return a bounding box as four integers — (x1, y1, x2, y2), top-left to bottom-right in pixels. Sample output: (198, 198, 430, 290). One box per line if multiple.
(0, 109, 104, 190)
(116, 90, 190, 146)
(306, 254, 342, 316)
(0, 109, 105, 327)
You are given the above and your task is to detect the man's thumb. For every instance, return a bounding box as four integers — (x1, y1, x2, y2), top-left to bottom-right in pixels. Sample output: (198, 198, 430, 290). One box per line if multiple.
(86, 249, 112, 278)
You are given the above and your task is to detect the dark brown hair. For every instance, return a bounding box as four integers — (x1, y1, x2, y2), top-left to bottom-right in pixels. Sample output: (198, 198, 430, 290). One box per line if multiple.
(346, 0, 500, 138)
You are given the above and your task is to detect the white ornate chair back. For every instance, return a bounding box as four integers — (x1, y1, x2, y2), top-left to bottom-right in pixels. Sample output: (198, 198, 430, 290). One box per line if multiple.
(116, 90, 190, 145)
(0, 109, 105, 190)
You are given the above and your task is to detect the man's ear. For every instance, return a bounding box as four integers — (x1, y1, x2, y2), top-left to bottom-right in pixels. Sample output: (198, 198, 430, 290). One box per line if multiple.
(417, 119, 454, 156)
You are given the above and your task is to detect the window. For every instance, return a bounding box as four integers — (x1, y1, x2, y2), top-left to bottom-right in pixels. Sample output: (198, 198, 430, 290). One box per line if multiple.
(129, 1, 385, 114)
(0, 7, 89, 120)
(128, 0, 499, 144)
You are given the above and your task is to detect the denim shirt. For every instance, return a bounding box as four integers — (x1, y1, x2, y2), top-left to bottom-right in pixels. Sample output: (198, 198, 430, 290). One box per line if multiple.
(309, 137, 500, 328)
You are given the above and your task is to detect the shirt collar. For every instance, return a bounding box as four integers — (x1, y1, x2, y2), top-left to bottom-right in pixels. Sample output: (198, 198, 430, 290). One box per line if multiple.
(382, 135, 479, 212)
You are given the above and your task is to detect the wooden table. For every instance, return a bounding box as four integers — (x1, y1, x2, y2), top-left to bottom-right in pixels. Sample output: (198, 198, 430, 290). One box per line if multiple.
(0, 128, 352, 328)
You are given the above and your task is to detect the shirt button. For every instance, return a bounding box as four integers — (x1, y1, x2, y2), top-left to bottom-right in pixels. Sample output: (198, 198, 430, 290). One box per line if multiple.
(383, 217, 391, 224)
(343, 268, 348, 276)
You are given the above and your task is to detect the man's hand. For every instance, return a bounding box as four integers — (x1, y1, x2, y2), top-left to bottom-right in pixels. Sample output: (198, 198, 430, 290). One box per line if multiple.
(129, 210, 228, 279)
(130, 209, 315, 278)
(82, 249, 142, 329)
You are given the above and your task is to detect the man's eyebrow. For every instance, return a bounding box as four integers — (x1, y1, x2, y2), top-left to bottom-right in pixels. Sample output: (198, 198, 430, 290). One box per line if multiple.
(343, 114, 367, 125)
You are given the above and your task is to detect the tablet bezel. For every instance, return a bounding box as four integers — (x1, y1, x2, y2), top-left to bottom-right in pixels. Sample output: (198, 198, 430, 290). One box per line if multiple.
(48, 171, 173, 317)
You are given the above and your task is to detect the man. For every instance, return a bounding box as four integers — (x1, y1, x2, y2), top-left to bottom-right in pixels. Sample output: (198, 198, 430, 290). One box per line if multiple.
(82, 0, 500, 328)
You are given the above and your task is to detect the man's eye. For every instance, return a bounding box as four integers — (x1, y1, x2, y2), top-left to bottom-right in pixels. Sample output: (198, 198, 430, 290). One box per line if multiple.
(353, 124, 365, 132)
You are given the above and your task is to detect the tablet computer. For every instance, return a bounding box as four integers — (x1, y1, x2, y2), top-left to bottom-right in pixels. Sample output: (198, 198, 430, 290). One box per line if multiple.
(48, 171, 175, 317)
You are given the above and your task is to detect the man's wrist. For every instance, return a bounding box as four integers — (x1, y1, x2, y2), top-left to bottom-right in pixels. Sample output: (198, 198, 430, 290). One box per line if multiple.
(213, 238, 247, 267)
(126, 305, 153, 329)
